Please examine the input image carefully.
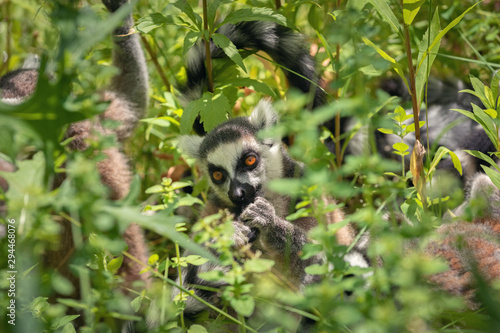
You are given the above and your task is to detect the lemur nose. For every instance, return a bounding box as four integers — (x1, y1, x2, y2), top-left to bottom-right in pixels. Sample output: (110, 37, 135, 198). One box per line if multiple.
(229, 179, 254, 207)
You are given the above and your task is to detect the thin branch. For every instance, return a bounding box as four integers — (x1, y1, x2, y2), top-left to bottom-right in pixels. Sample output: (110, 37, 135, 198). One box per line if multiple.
(140, 34, 171, 90)
(202, 0, 213, 93)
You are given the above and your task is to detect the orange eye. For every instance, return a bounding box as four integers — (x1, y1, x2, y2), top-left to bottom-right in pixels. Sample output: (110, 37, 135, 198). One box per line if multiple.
(212, 171, 223, 181)
(245, 155, 256, 166)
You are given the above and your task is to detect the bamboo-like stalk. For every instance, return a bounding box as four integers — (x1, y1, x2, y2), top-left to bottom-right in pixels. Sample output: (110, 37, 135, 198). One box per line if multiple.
(275, 0, 281, 10)
(202, 0, 214, 93)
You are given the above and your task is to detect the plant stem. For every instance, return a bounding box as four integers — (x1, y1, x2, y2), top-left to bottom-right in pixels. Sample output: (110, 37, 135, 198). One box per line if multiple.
(401, 5, 421, 143)
(275, 0, 281, 10)
(202, 0, 214, 93)
(175, 243, 186, 330)
(335, 0, 342, 168)
(140, 34, 171, 90)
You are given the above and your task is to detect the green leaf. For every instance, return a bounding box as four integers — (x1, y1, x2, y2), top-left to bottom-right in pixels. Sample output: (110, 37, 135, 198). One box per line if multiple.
(403, 0, 425, 25)
(465, 150, 500, 172)
(212, 33, 247, 72)
(173, 0, 201, 29)
(418, 2, 480, 70)
(135, 12, 174, 34)
(145, 184, 164, 194)
(180, 91, 231, 134)
(470, 75, 488, 107)
(415, 8, 440, 105)
(244, 258, 275, 273)
(218, 7, 286, 27)
(305, 264, 328, 275)
(223, 78, 277, 98)
(52, 315, 80, 330)
(198, 270, 224, 281)
(107, 256, 124, 274)
(188, 325, 209, 333)
(61, 323, 77, 333)
(131, 296, 143, 312)
(148, 254, 160, 265)
(362, 38, 409, 90)
(378, 128, 394, 135)
(185, 255, 210, 266)
(392, 142, 410, 157)
(183, 30, 201, 56)
(230, 294, 255, 317)
(367, 0, 402, 36)
(481, 166, 500, 190)
(199, 92, 231, 132)
(428, 146, 462, 177)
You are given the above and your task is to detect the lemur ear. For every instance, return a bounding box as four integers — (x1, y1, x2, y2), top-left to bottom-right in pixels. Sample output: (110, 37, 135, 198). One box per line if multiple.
(249, 99, 278, 130)
(177, 135, 204, 160)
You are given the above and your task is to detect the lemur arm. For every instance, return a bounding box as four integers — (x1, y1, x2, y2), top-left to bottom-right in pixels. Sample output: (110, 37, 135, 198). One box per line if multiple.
(240, 197, 323, 286)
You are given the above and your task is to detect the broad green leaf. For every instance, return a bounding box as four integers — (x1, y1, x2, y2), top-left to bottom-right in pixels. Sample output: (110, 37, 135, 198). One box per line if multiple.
(491, 72, 500, 103)
(218, 7, 286, 27)
(305, 263, 328, 275)
(223, 78, 277, 98)
(471, 104, 499, 148)
(135, 12, 174, 34)
(428, 146, 462, 176)
(418, 2, 480, 70)
(183, 30, 202, 57)
(416, 8, 440, 105)
(362, 38, 409, 90)
(230, 294, 255, 317)
(130, 296, 142, 312)
(54, 315, 80, 330)
(188, 325, 209, 333)
(212, 33, 247, 72)
(482, 166, 500, 190)
(378, 128, 394, 135)
(244, 258, 275, 273)
(470, 75, 489, 107)
(173, 0, 201, 29)
(301, 243, 323, 260)
(465, 150, 500, 172)
(61, 323, 77, 333)
(403, 0, 425, 26)
(145, 184, 164, 194)
(448, 150, 463, 176)
(367, 0, 402, 36)
(148, 254, 160, 265)
(198, 270, 224, 281)
(199, 92, 231, 132)
(404, 121, 425, 136)
(393, 142, 410, 157)
(185, 255, 210, 266)
(485, 108, 498, 118)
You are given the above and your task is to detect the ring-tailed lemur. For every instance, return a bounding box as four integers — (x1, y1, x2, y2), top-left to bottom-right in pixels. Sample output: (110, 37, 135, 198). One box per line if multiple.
(172, 20, 365, 316)
(0, 0, 150, 292)
(176, 99, 359, 315)
(424, 172, 500, 309)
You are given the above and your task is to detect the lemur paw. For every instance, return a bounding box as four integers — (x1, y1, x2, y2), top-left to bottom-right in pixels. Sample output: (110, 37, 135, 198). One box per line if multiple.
(232, 222, 251, 249)
(240, 197, 275, 230)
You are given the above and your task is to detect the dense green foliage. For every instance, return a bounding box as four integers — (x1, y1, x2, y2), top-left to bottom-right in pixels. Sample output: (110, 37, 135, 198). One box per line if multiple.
(1, 0, 500, 332)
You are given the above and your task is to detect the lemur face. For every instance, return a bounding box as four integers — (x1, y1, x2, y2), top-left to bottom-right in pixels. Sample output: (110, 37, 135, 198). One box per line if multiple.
(178, 100, 283, 212)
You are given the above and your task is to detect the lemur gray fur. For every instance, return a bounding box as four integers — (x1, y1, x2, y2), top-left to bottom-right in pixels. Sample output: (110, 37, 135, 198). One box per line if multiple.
(346, 76, 497, 181)
(172, 20, 360, 316)
(0, 0, 150, 292)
